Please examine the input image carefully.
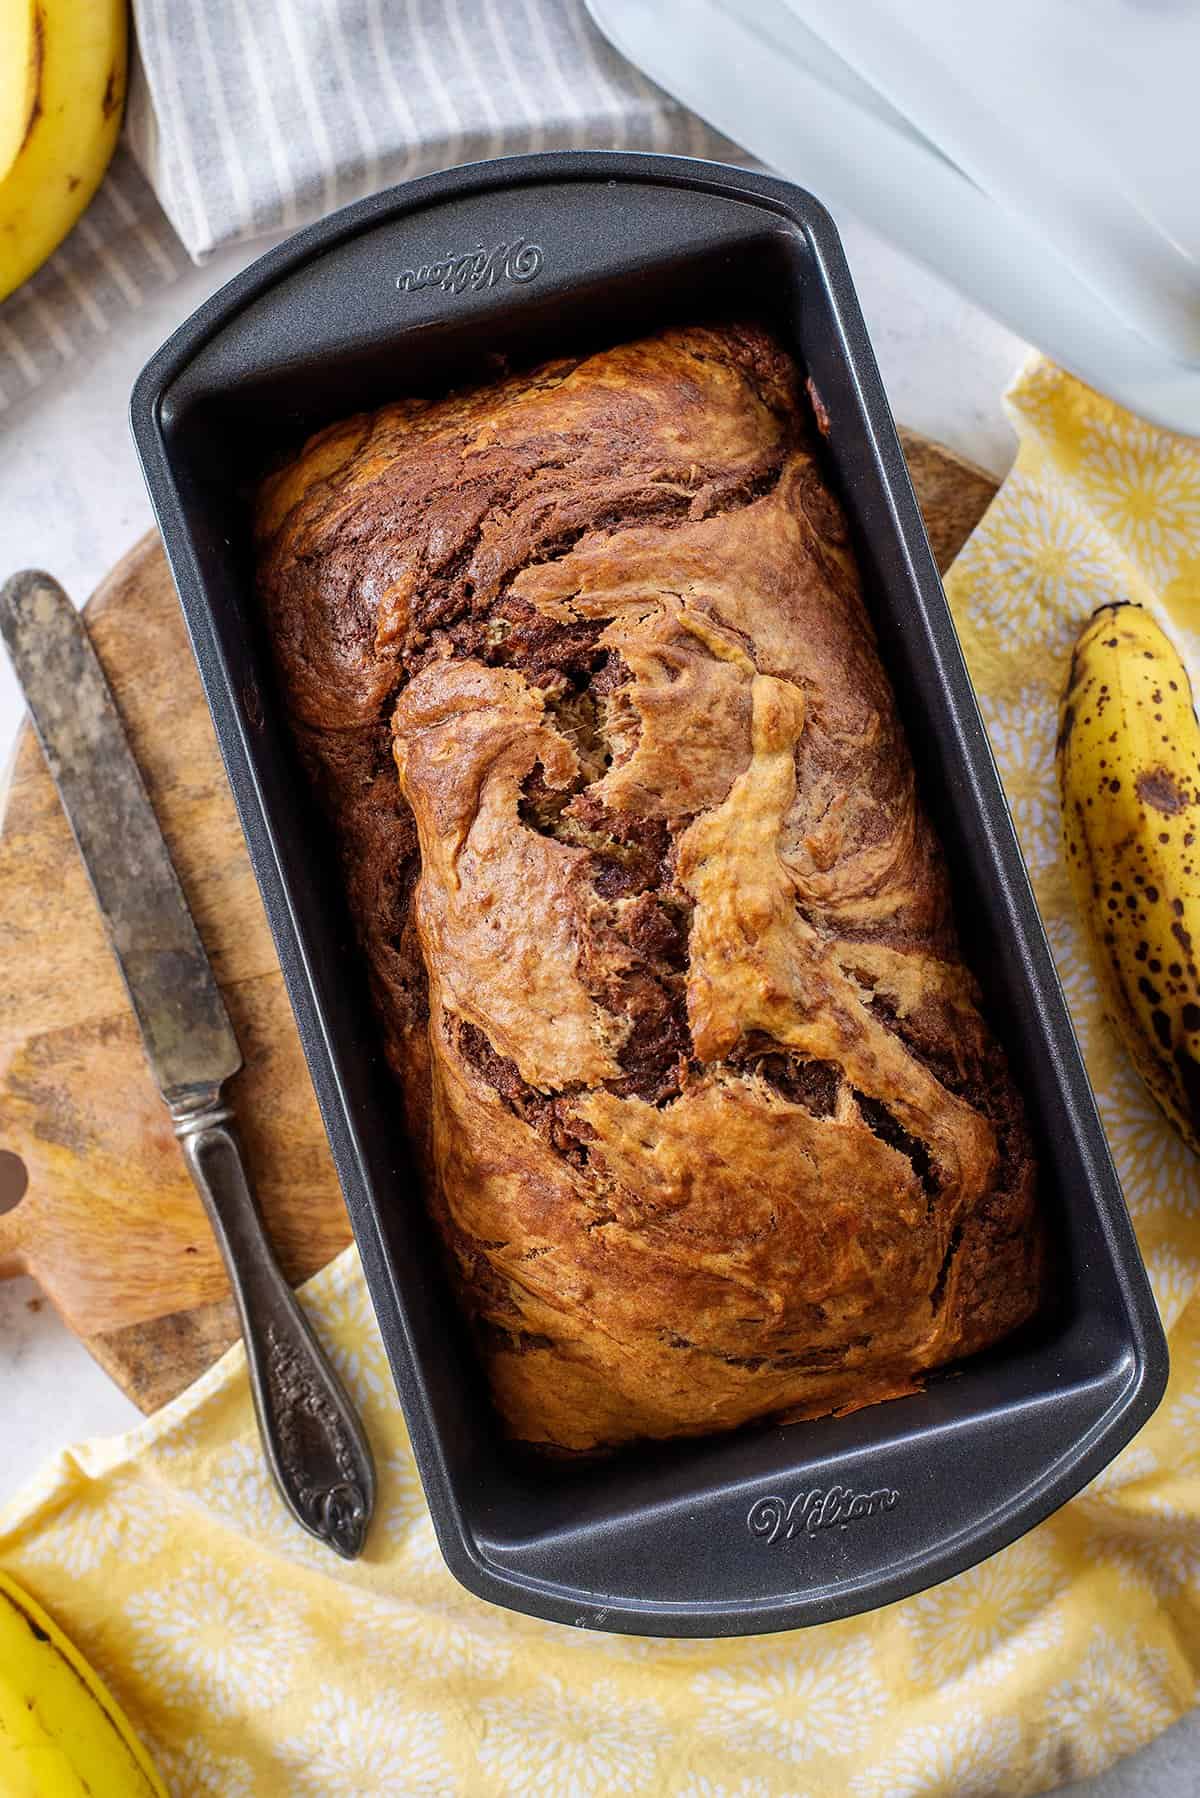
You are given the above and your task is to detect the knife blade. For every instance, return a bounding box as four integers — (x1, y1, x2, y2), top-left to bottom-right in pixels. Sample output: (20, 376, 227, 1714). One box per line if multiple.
(0, 568, 241, 1102)
(0, 570, 375, 1559)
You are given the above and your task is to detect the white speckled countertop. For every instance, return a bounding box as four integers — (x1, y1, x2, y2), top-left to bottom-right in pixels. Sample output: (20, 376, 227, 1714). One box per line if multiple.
(0, 205, 1193, 1797)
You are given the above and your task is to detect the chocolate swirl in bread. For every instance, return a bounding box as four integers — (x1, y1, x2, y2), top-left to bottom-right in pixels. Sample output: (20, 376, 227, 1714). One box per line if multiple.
(256, 323, 1042, 1452)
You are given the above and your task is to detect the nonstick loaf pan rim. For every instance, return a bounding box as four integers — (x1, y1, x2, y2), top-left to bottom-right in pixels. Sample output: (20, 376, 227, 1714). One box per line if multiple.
(129, 149, 1168, 1636)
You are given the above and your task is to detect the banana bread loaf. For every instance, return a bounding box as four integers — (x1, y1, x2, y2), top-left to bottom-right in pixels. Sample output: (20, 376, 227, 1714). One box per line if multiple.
(255, 322, 1043, 1452)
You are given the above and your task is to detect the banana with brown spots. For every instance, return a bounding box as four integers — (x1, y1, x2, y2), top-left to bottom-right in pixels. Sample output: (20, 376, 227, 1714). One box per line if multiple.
(0, 1567, 166, 1795)
(0, 0, 127, 303)
(1059, 602, 1200, 1155)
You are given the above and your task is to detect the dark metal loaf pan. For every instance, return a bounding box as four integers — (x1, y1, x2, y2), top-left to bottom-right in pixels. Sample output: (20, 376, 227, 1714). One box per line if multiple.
(130, 150, 1167, 1637)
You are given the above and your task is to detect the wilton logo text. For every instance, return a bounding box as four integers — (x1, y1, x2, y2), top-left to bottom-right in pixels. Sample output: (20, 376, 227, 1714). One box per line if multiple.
(747, 1485, 900, 1544)
(396, 238, 543, 297)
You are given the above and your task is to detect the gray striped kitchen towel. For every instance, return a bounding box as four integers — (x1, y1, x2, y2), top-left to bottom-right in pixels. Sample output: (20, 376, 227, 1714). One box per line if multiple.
(0, 0, 736, 411)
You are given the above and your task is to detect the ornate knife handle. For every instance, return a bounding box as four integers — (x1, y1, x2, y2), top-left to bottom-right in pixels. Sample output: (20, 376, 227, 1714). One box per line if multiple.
(171, 1090, 375, 1559)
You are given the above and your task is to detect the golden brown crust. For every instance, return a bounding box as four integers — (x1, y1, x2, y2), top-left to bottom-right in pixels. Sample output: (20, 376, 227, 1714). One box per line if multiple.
(257, 322, 1043, 1451)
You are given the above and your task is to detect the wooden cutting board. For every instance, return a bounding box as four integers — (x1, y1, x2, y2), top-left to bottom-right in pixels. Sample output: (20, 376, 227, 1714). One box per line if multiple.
(0, 431, 1000, 1414)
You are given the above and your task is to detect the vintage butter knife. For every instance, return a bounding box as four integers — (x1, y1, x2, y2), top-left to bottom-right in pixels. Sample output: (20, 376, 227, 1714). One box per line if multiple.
(0, 570, 375, 1559)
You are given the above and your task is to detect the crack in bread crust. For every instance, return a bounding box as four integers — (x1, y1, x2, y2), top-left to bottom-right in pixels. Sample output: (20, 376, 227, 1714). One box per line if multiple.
(257, 321, 1043, 1452)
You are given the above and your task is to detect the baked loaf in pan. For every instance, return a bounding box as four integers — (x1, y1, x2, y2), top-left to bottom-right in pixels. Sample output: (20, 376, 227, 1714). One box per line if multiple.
(256, 322, 1043, 1453)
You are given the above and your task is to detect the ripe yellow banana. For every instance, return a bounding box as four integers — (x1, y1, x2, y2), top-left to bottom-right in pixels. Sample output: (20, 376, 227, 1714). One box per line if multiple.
(0, 1566, 166, 1796)
(0, 0, 39, 184)
(1059, 602, 1200, 1155)
(0, 0, 127, 304)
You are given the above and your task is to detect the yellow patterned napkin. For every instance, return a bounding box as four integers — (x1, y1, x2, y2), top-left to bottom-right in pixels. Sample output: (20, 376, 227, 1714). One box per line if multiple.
(5, 358, 1200, 1798)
